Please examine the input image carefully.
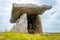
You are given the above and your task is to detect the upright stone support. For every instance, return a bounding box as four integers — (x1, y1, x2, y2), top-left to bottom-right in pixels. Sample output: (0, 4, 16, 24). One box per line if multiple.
(11, 13, 28, 33)
(34, 16, 42, 33)
(28, 15, 42, 33)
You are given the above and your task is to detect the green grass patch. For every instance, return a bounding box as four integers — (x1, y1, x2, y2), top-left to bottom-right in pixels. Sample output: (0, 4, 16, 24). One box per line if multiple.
(0, 32, 60, 40)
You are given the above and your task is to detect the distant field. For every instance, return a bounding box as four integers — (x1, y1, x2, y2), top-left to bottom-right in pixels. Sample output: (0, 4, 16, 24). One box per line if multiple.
(0, 32, 60, 40)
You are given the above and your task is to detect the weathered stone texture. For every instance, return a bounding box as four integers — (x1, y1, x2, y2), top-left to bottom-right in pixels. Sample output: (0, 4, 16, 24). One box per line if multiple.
(28, 15, 42, 33)
(11, 13, 28, 33)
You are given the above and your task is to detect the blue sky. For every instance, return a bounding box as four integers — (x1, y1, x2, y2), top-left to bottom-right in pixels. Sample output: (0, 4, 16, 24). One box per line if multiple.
(0, 0, 60, 32)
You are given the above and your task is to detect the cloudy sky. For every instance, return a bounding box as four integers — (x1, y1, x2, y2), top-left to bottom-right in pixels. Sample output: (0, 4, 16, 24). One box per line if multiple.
(0, 0, 60, 32)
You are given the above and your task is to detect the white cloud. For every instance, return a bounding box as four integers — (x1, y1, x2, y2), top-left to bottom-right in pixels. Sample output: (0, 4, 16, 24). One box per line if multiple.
(8, 0, 41, 5)
(41, 0, 60, 32)
(40, 0, 56, 6)
(8, 0, 20, 3)
(8, 0, 34, 3)
(42, 18, 60, 32)
(18, 0, 41, 5)
(55, 0, 60, 4)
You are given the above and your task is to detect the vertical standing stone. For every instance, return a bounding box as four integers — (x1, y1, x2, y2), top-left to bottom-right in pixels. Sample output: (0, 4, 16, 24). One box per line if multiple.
(11, 13, 28, 33)
(34, 16, 42, 33)
(28, 15, 42, 33)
